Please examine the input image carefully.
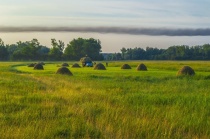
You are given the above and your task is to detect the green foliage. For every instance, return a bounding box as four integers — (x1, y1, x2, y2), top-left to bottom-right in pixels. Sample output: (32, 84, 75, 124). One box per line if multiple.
(0, 38, 103, 61)
(49, 39, 65, 60)
(117, 44, 210, 60)
(0, 46, 8, 60)
(64, 38, 102, 60)
(0, 38, 8, 60)
(5, 39, 50, 61)
(2, 37, 210, 61)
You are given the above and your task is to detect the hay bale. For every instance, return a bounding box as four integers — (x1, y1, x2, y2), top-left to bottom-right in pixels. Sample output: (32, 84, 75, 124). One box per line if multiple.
(61, 63, 69, 67)
(137, 63, 147, 71)
(80, 56, 92, 67)
(28, 63, 36, 67)
(38, 62, 45, 65)
(34, 63, 44, 70)
(56, 67, 73, 75)
(80, 56, 92, 63)
(177, 66, 195, 76)
(72, 63, 81, 68)
(121, 64, 131, 69)
(94, 63, 106, 70)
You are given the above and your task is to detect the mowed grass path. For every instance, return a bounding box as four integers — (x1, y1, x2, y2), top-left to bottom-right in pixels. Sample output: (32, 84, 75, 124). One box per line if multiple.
(0, 61, 210, 138)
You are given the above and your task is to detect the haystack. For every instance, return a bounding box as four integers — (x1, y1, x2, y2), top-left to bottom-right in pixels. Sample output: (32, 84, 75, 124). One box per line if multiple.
(34, 63, 44, 70)
(61, 63, 69, 67)
(137, 63, 147, 71)
(121, 64, 131, 69)
(28, 63, 36, 67)
(177, 66, 195, 76)
(72, 63, 81, 68)
(94, 63, 106, 70)
(80, 56, 93, 67)
(56, 67, 73, 75)
(38, 62, 45, 65)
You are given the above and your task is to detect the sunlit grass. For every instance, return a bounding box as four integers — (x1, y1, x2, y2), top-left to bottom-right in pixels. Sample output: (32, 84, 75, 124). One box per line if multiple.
(0, 61, 210, 138)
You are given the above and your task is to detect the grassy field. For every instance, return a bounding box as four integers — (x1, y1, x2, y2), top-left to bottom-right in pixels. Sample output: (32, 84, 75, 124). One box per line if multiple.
(0, 61, 210, 139)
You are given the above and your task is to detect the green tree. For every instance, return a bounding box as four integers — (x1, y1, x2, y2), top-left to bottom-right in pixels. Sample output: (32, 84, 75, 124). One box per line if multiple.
(121, 47, 127, 60)
(202, 44, 210, 59)
(49, 39, 65, 60)
(64, 38, 102, 60)
(0, 38, 8, 60)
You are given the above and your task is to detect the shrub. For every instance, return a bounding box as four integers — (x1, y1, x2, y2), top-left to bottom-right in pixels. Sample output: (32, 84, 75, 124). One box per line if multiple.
(94, 63, 106, 70)
(56, 67, 73, 76)
(137, 63, 147, 71)
(121, 64, 131, 69)
(34, 63, 44, 70)
(177, 66, 195, 76)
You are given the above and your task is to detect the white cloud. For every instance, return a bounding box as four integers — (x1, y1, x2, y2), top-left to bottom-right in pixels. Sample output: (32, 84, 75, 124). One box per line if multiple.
(0, 0, 210, 28)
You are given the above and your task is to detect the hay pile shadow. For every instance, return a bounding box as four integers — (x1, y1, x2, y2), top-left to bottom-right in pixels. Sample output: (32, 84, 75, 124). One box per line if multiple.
(121, 64, 131, 69)
(61, 63, 69, 67)
(28, 63, 36, 67)
(94, 63, 106, 70)
(34, 63, 44, 70)
(72, 63, 81, 68)
(137, 63, 147, 71)
(56, 67, 73, 75)
(177, 66, 195, 76)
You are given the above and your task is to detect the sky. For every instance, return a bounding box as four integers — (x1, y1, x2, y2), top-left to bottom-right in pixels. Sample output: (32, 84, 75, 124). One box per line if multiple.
(1, 0, 210, 52)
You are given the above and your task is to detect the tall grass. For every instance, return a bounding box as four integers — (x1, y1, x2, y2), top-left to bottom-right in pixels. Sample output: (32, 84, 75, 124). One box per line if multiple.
(0, 61, 210, 138)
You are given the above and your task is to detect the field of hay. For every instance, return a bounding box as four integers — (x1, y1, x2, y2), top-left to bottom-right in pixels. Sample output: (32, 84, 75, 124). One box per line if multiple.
(1, 61, 210, 138)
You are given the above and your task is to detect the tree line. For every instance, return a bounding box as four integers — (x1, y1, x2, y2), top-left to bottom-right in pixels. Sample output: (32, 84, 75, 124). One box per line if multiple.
(106, 44, 210, 60)
(0, 38, 103, 61)
(1, 37, 210, 61)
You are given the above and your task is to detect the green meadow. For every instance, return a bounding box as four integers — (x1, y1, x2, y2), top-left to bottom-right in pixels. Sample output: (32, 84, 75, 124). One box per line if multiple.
(0, 61, 210, 139)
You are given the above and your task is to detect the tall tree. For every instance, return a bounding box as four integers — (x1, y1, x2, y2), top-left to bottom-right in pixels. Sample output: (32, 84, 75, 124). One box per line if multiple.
(49, 39, 65, 60)
(64, 38, 102, 60)
(121, 47, 127, 60)
(0, 38, 8, 60)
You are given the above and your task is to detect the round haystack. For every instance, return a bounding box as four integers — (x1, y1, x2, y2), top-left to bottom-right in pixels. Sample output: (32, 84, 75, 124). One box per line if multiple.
(121, 64, 131, 69)
(28, 63, 36, 67)
(94, 63, 106, 70)
(56, 67, 73, 75)
(72, 63, 81, 68)
(34, 63, 44, 70)
(177, 66, 195, 76)
(61, 63, 69, 67)
(137, 63, 147, 71)
(38, 62, 45, 65)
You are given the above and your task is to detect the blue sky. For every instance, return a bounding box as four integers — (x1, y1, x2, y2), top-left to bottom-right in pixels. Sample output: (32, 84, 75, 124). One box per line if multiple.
(1, 0, 210, 28)
(1, 0, 210, 52)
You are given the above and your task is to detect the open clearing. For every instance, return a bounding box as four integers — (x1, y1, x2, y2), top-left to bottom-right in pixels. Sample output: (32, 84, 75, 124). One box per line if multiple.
(0, 61, 210, 138)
